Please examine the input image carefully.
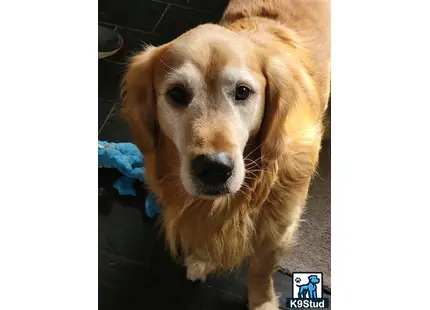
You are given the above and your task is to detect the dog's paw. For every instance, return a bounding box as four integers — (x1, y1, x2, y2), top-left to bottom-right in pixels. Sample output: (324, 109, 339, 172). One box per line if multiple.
(185, 256, 214, 282)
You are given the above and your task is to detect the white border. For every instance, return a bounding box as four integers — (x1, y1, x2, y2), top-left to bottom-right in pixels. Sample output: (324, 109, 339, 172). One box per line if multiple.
(333, 0, 430, 309)
(0, 1, 97, 309)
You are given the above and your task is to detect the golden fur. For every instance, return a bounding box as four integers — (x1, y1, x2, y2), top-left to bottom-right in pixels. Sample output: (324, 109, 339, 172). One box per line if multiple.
(121, 0, 330, 309)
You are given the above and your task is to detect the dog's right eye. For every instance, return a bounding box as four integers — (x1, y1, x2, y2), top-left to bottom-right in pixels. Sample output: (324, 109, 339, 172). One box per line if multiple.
(167, 86, 191, 107)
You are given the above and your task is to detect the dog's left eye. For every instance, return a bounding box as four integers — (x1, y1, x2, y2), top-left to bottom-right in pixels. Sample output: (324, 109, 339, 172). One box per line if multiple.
(235, 86, 251, 101)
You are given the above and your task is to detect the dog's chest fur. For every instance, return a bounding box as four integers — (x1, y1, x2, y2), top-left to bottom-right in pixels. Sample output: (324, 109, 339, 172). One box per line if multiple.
(163, 196, 256, 269)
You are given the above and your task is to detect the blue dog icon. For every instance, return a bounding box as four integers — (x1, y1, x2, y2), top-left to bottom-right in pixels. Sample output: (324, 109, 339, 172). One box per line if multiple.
(296, 275, 320, 299)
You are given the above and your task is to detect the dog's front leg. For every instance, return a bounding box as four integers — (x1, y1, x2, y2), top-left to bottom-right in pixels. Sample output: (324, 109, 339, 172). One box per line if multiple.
(248, 219, 299, 310)
(248, 247, 281, 310)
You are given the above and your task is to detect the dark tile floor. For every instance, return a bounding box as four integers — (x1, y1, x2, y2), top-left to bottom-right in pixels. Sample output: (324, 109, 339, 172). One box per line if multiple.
(98, 1, 331, 309)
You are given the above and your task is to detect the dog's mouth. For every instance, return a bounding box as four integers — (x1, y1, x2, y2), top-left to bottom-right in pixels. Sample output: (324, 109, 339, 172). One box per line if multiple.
(195, 183, 232, 199)
(181, 171, 243, 199)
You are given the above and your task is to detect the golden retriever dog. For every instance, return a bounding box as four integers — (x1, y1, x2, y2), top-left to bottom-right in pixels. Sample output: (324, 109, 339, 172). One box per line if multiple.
(121, 0, 330, 308)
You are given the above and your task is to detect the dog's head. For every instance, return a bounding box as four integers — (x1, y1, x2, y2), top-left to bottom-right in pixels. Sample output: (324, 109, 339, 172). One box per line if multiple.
(122, 23, 320, 199)
(308, 275, 320, 284)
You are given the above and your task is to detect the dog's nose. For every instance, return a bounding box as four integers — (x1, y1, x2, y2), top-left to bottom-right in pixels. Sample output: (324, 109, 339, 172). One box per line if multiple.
(191, 153, 234, 186)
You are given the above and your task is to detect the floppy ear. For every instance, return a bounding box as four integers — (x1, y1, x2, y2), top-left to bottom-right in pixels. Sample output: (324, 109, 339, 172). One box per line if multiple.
(121, 45, 160, 154)
(260, 38, 324, 181)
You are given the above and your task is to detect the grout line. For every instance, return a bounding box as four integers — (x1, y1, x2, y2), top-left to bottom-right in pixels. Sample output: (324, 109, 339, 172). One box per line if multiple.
(100, 252, 150, 267)
(110, 103, 122, 117)
(151, 0, 213, 14)
(98, 103, 117, 135)
(98, 21, 161, 36)
(102, 58, 126, 66)
(152, 4, 170, 33)
(202, 284, 246, 301)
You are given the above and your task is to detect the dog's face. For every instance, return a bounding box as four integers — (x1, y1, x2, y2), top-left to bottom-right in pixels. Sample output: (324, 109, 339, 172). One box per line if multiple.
(128, 24, 267, 198)
(157, 26, 267, 198)
(122, 23, 320, 200)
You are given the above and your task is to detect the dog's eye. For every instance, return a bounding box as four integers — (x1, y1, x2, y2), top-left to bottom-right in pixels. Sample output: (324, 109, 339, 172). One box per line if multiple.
(235, 86, 251, 101)
(167, 86, 190, 106)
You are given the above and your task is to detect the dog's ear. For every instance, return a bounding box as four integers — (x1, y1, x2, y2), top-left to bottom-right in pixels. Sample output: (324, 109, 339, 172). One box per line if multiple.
(259, 31, 324, 181)
(121, 45, 161, 154)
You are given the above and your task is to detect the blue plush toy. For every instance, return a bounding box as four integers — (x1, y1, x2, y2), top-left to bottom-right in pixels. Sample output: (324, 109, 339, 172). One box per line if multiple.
(98, 140, 162, 217)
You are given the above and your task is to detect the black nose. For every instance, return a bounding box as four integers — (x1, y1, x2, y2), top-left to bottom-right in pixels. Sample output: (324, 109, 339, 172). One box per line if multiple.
(191, 153, 234, 186)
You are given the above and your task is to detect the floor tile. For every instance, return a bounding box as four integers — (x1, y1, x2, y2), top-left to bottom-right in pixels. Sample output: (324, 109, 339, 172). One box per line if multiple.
(108, 26, 169, 64)
(153, 0, 229, 14)
(98, 22, 116, 30)
(154, 5, 222, 41)
(99, 0, 167, 32)
(99, 253, 154, 310)
(98, 104, 132, 142)
(187, 0, 230, 13)
(98, 60, 125, 102)
(99, 203, 156, 264)
(99, 98, 115, 132)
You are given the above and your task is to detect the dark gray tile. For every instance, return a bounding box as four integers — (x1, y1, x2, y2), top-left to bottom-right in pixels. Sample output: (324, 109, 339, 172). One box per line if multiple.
(98, 104, 131, 142)
(153, 5, 221, 41)
(98, 21, 116, 30)
(99, 98, 115, 131)
(187, 0, 229, 13)
(109, 27, 169, 64)
(153, 0, 229, 14)
(99, 201, 157, 265)
(99, 251, 154, 310)
(98, 60, 125, 102)
(99, 0, 167, 32)
(152, 0, 189, 6)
